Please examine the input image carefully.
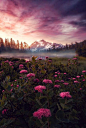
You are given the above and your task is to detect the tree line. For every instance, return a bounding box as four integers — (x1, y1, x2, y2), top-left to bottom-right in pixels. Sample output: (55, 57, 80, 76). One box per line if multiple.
(0, 37, 30, 53)
(47, 40, 86, 57)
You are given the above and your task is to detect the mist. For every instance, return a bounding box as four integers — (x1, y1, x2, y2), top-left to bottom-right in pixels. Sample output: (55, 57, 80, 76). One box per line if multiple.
(0, 49, 76, 60)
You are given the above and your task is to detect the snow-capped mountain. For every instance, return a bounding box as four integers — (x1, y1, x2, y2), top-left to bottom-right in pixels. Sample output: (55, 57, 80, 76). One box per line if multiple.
(30, 39, 63, 51)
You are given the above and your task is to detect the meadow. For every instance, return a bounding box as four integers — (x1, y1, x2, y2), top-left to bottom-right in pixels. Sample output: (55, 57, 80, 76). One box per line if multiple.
(0, 56, 86, 128)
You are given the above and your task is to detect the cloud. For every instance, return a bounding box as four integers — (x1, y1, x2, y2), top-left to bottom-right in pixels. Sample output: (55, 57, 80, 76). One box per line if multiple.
(0, 0, 86, 45)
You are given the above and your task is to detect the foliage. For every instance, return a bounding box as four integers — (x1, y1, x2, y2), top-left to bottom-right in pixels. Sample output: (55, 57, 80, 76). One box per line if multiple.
(0, 56, 86, 128)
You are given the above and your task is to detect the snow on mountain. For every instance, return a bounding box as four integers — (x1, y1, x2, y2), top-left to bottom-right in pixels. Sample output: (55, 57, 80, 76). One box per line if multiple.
(30, 39, 63, 51)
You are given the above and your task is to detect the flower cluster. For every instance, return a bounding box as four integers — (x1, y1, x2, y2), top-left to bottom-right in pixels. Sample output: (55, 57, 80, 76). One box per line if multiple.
(34, 85, 46, 93)
(19, 64, 24, 69)
(59, 92, 72, 98)
(82, 70, 86, 73)
(20, 70, 28, 73)
(33, 108, 51, 119)
(63, 82, 69, 85)
(2, 109, 7, 114)
(54, 85, 61, 88)
(27, 73, 35, 78)
(43, 79, 52, 84)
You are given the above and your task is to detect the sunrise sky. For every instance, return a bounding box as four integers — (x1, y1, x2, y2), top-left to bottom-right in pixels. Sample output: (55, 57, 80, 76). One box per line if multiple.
(0, 0, 86, 46)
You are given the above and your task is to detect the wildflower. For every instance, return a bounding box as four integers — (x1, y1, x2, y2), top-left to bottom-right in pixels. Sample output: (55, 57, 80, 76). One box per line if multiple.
(63, 82, 69, 85)
(20, 70, 28, 73)
(2, 90, 4, 92)
(11, 84, 13, 87)
(2, 109, 7, 114)
(72, 78, 76, 80)
(17, 85, 19, 87)
(39, 58, 42, 60)
(60, 80, 64, 82)
(82, 70, 86, 73)
(27, 73, 35, 78)
(64, 73, 67, 75)
(26, 60, 29, 62)
(73, 58, 77, 60)
(33, 108, 51, 119)
(46, 56, 49, 59)
(48, 60, 52, 62)
(19, 77, 23, 79)
(19, 64, 24, 69)
(55, 80, 60, 82)
(81, 75, 83, 77)
(59, 92, 72, 98)
(82, 79, 85, 81)
(74, 80, 79, 83)
(15, 80, 17, 81)
(58, 72, 61, 75)
(34, 78, 40, 83)
(54, 85, 61, 88)
(10, 89, 13, 92)
(34, 85, 46, 93)
(54, 75, 57, 77)
(80, 88, 82, 90)
(55, 72, 57, 74)
(76, 76, 80, 78)
(43, 79, 52, 84)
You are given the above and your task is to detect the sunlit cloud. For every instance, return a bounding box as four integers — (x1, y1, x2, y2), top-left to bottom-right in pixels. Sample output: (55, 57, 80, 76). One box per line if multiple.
(0, 0, 86, 45)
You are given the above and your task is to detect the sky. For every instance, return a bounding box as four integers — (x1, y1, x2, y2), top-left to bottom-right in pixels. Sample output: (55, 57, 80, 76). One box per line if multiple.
(0, 0, 86, 46)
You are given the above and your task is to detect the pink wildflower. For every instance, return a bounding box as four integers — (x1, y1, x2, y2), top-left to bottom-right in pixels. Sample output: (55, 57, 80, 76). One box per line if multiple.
(46, 56, 49, 59)
(15, 80, 17, 81)
(11, 84, 13, 87)
(17, 85, 19, 87)
(80, 88, 82, 90)
(20, 70, 28, 73)
(39, 58, 42, 60)
(81, 75, 83, 77)
(82, 79, 85, 81)
(64, 73, 67, 75)
(58, 72, 61, 75)
(54, 75, 57, 77)
(54, 85, 61, 88)
(73, 58, 77, 60)
(74, 80, 79, 83)
(34, 85, 46, 93)
(72, 78, 76, 80)
(55, 72, 57, 74)
(19, 77, 23, 79)
(26, 60, 29, 62)
(2, 90, 4, 92)
(59, 92, 72, 98)
(10, 89, 13, 92)
(34, 78, 40, 83)
(43, 79, 52, 84)
(63, 82, 69, 85)
(33, 108, 51, 119)
(76, 76, 80, 78)
(27, 73, 35, 78)
(82, 70, 86, 73)
(55, 80, 60, 82)
(2, 109, 7, 114)
(19, 64, 24, 69)
(60, 80, 64, 82)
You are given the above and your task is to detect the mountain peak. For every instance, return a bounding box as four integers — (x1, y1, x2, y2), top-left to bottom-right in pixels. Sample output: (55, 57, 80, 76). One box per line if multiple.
(30, 40, 63, 51)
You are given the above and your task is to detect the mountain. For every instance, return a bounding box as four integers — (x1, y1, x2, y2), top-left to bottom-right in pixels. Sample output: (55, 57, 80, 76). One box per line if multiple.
(30, 39, 64, 51)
